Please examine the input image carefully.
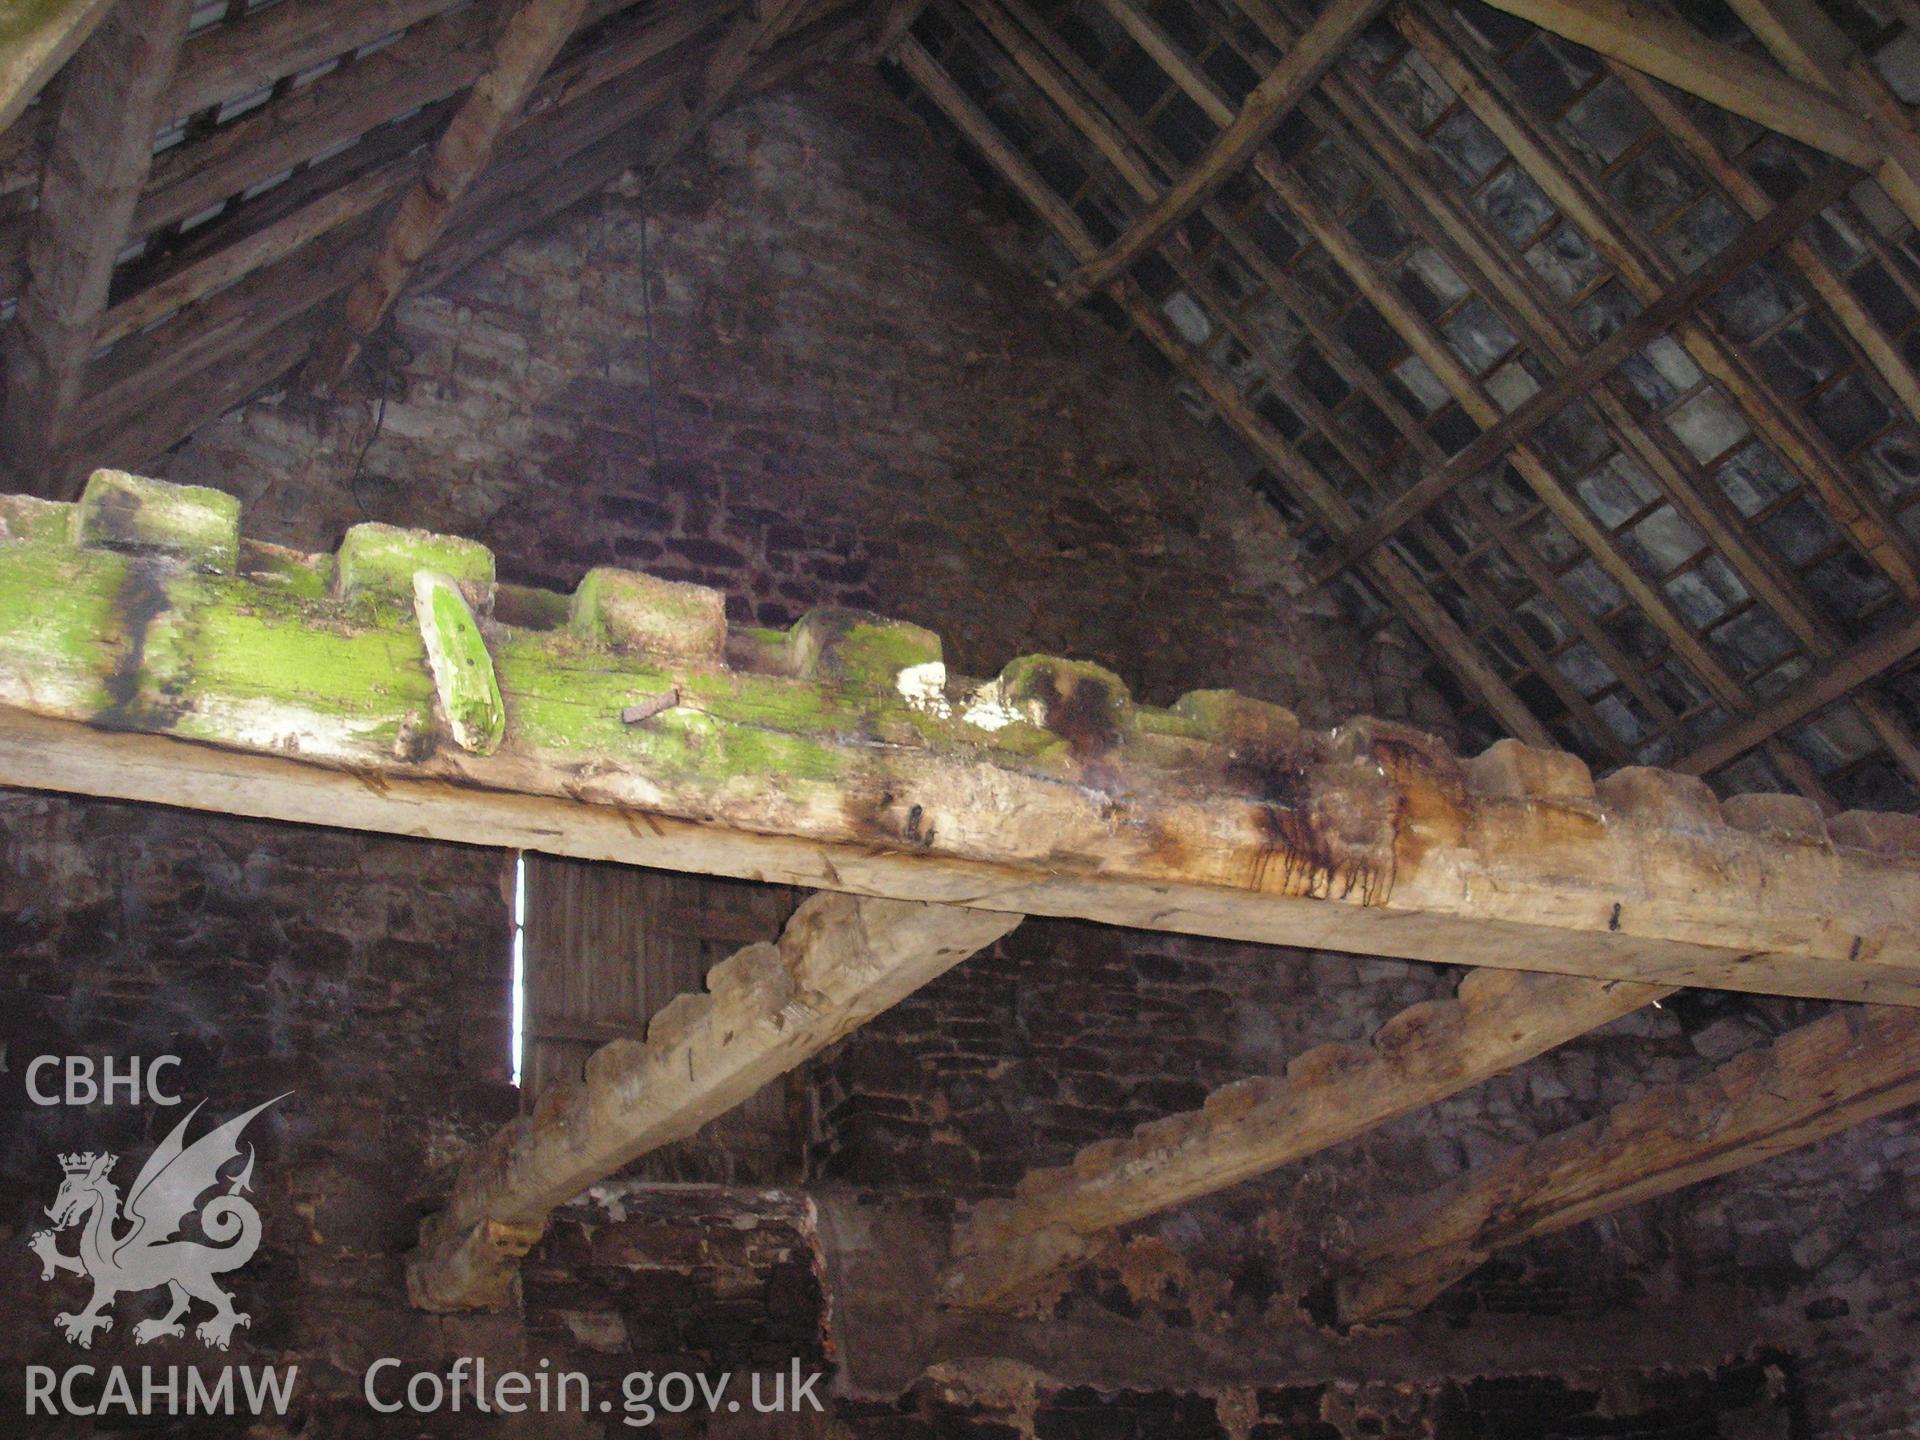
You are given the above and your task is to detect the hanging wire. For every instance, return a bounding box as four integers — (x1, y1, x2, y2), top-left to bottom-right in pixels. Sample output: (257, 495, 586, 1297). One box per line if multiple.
(347, 325, 412, 518)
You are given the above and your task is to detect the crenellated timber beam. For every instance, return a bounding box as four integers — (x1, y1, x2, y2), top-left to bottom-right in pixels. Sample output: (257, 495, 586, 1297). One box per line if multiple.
(940, 966, 1670, 1310)
(1, 471, 1919, 1005)
(412, 891, 1020, 1309)
(1335, 1003, 1920, 1325)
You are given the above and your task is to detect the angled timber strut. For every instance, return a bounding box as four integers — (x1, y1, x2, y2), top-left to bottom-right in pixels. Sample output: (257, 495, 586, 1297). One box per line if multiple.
(412, 891, 1020, 1309)
(941, 965, 1671, 1310)
(304, 0, 593, 389)
(1335, 1004, 1920, 1325)
(1, 470, 1920, 1006)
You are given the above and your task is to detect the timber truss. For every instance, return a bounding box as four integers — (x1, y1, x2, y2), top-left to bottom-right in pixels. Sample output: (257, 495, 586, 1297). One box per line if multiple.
(0, 470, 1918, 1311)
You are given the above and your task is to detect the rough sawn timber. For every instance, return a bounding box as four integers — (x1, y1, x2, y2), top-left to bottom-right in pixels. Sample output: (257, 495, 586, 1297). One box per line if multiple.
(0, 471, 1919, 1005)
(411, 891, 1020, 1309)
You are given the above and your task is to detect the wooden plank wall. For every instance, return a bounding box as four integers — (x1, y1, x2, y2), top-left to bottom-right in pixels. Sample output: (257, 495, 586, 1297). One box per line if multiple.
(522, 857, 801, 1180)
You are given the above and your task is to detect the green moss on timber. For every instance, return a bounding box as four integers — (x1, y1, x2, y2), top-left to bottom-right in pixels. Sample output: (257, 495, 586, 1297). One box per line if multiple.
(0, 495, 72, 543)
(143, 575, 433, 756)
(74, 471, 240, 573)
(570, 567, 725, 659)
(422, 576, 505, 754)
(792, 610, 941, 687)
(492, 631, 856, 784)
(336, 523, 494, 600)
(1173, 690, 1301, 743)
(240, 540, 333, 601)
(728, 626, 794, 675)
(0, 541, 121, 712)
(1134, 704, 1209, 739)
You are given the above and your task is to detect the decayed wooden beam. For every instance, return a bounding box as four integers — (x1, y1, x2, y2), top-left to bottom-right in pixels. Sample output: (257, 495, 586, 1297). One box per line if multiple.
(894, 34, 1554, 749)
(412, 892, 1020, 1309)
(0, 0, 114, 136)
(0, 0, 193, 493)
(1336, 1003, 1920, 1325)
(10, 486, 1920, 1009)
(1305, 160, 1858, 588)
(1471, 0, 1879, 167)
(942, 963, 1669, 1309)
(1052, 0, 1385, 305)
(304, 0, 592, 390)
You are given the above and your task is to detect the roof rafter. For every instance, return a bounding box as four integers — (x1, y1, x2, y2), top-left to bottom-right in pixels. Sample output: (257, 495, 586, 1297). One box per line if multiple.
(1053, 0, 1385, 305)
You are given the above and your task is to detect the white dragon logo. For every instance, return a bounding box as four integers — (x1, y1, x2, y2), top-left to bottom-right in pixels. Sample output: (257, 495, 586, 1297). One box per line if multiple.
(26, 1096, 284, 1350)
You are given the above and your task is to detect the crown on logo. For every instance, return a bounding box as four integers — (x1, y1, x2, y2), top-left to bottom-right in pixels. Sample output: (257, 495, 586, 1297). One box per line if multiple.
(58, 1152, 103, 1175)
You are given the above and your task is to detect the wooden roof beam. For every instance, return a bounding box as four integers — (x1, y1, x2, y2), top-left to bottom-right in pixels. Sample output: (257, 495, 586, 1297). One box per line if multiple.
(1676, 610, 1920, 779)
(0, 0, 193, 494)
(303, 0, 593, 391)
(1471, 0, 1880, 167)
(941, 967, 1669, 1310)
(412, 893, 1021, 1309)
(1336, 1002, 1920, 1325)
(1052, 0, 1386, 305)
(5, 471, 1920, 1002)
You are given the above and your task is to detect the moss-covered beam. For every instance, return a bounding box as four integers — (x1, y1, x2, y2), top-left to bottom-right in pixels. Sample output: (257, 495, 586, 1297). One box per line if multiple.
(1, 471, 1918, 1006)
